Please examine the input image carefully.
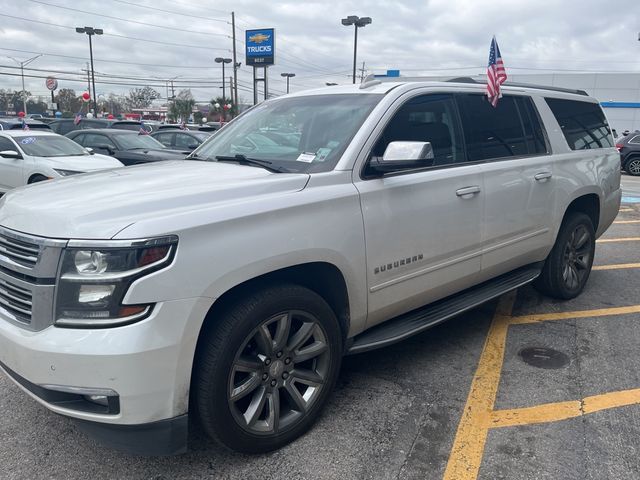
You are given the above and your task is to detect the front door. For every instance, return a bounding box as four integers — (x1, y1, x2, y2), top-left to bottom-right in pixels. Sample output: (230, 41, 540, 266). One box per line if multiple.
(354, 93, 484, 328)
(0, 137, 24, 192)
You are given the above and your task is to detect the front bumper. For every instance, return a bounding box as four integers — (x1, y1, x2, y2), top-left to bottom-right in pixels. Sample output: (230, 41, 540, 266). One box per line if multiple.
(0, 296, 213, 453)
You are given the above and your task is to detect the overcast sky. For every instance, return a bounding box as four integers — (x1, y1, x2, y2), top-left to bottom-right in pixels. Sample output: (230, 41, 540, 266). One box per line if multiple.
(0, 0, 638, 104)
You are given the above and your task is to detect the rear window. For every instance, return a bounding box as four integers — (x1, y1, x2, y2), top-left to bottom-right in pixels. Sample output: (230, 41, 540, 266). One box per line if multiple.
(112, 122, 143, 131)
(544, 98, 613, 150)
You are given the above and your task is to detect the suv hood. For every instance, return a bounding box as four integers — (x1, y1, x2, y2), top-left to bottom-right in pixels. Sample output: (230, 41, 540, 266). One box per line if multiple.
(42, 153, 124, 171)
(0, 160, 310, 239)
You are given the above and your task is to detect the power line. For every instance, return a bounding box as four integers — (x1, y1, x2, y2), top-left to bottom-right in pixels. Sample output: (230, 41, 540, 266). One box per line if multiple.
(0, 46, 219, 69)
(110, 0, 230, 24)
(0, 13, 228, 50)
(26, 0, 230, 38)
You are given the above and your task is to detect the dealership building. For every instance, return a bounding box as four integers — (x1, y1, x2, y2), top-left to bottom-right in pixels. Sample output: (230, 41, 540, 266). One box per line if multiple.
(377, 72, 640, 135)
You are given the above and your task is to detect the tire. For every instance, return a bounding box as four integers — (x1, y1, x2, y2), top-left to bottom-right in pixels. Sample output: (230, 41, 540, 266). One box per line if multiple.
(625, 157, 640, 176)
(534, 213, 595, 299)
(28, 174, 48, 184)
(193, 284, 343, 453)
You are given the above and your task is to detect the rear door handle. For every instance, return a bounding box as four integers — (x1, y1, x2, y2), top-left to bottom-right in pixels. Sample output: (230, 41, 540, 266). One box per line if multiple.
(456, 186, 481, 198)
(534, 172, 553, 182)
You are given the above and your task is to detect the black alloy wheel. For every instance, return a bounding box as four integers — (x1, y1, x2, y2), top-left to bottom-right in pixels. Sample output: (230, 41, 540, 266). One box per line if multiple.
(193, 284, 342, 453)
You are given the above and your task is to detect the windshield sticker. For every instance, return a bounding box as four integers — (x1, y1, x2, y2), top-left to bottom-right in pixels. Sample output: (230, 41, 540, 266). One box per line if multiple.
(327, 140, 340, 149)
(296, 152, 316, 163)
(20, 137, 36, 145)
(315, 148, 331, 162)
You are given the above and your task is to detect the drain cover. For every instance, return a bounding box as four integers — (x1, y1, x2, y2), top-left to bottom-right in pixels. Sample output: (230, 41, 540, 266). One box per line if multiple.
(518, 347, 570, 369)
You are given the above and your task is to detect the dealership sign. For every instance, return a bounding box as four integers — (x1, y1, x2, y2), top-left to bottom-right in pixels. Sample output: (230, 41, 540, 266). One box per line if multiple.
(246, 28, 275, 66)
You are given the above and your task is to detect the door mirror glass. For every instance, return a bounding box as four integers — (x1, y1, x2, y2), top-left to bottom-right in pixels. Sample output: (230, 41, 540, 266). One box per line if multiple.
(85, 147, 94, 154)
(0, 150, 22, 159)
(382, 141, 434, 162)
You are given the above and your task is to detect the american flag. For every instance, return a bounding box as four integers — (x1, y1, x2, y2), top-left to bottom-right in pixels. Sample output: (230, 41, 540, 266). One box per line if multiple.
(21, 119, 29, 131)
(180, 121, 188, 130)
(73, 111, 82, 125)
(139, 126, 149, 135)
(486, 36, 507, 107)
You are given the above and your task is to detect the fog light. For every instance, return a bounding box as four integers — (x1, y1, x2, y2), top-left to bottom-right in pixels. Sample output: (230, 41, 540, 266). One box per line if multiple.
(85, 394, 109, 407)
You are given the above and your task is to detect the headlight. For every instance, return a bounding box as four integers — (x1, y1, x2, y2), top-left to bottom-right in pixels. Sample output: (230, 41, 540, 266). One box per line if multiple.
(54, 169, 84, 176)
(55, 235, 178, 328)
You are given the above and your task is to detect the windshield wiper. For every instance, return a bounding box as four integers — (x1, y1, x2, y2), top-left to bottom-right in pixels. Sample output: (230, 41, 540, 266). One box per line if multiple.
(215, 154, 290, 173)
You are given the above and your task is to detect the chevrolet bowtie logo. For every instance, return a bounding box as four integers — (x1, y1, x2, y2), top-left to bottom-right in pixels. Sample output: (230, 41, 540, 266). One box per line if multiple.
(249, 33, 270, 44)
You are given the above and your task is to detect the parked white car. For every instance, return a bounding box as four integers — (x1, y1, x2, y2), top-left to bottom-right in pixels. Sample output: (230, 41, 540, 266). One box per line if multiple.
(0, 130, 123, 194)
(0, 79, 621, 456)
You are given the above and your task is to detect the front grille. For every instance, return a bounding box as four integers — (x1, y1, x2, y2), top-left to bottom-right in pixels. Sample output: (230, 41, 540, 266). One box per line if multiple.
(0, 225, 66, 331)
(0, 277, 32, 324)
(0, 231, 40, 268)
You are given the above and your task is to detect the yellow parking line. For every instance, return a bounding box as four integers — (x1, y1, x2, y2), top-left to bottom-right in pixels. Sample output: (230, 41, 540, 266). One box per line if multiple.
(593, 263, 640, 270)
(443, 292, 516, 480)
(596, 237, 640, 243)
(613, 220, 640, 224)
(509, 305, 640, 325)
(489, 388, 640, 428)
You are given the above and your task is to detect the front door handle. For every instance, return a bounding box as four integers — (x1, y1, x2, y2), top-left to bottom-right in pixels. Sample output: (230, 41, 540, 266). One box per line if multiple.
(456, 186, 481, 198)
(534, 171, 553, 182)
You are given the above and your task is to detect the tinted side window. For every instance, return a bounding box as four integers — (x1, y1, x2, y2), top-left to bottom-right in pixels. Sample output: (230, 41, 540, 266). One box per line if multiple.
(544, 98, 613, 150)
(154, 132, 174, 147)
(83, 134, 116, 149)
(70, 133, 86, 146)
(628, 135, 640, 145)
(457, 94, 528, 161)
(53, 121, 73, 135)
(0, 137, 16, 151)
(372, 94, 464, 166)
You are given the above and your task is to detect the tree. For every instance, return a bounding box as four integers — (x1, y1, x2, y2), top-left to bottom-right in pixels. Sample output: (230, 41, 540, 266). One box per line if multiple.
(0, 89, 31, 113)
(168, 89, 195, 122)
(25, 99, 48, 114)
(56, 88, 82, 114)
(125, 86, 160, 110)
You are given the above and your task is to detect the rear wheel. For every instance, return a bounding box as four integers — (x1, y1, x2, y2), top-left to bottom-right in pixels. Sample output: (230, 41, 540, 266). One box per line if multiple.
(534, 213, 595, 299)
(625, 157, 640, 176)
(193, 284, 343, 453)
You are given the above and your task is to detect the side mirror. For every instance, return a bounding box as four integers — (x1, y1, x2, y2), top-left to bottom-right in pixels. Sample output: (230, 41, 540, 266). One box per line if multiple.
(0, 150, 22, 159)
(85, 147, 94, 155)
(94, 144, 115, 155)
(187, 143, 199, 150)
(369, 141, 434, 174)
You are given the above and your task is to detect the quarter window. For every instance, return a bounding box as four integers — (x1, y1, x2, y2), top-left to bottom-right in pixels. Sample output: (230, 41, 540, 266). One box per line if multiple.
(628, 135, 640, 145)
(0, 137, 16, 152)
(456, 94, 529, 161)
(544, 98, 613, 150)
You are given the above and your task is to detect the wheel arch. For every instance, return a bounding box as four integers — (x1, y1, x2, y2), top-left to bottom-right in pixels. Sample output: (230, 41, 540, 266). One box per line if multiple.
(562, 193, 600, 233)
(197, 261, 352, 346)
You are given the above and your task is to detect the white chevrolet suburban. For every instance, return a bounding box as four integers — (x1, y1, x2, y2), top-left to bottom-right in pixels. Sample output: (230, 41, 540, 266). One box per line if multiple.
(0, 78, 621, 455)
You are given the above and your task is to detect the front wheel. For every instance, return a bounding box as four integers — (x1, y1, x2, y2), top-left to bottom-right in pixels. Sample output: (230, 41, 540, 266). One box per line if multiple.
(625, 157, 640, 176)
(193, 284, 343, 453)
(534, 213, 595, 299)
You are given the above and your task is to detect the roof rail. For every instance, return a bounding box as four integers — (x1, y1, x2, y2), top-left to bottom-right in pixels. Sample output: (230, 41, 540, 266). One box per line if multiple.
(445, 76, 589, 96)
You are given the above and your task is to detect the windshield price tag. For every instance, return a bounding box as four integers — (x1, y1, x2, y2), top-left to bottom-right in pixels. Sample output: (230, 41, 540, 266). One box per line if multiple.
(315, 148, 331, 162)
(20, 137, 36, 145)
(296, 152, 316, 163)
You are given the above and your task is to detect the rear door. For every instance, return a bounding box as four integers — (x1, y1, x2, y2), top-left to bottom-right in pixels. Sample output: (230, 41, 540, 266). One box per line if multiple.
(456, 93, 555, 279)
(354, 93, 484, 328)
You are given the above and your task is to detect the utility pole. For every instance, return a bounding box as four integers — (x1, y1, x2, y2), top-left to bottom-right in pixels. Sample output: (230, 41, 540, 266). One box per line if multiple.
(8, 54, 43, 115)
(85, 63, 91, 93)
(232, 12, 238, 108)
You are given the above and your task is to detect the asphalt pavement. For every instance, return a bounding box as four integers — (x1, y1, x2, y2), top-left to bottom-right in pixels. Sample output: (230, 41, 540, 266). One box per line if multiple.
(1, 175, 639, 480)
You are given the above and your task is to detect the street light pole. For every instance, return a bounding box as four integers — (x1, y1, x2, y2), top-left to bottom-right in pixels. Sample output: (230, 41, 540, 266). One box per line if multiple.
(341, 16, 372, 84)
(76, 26, 103, 114)
(8, 54, 43, 115)
(280, 73, 296, 94)
(215, 57, 233, 106)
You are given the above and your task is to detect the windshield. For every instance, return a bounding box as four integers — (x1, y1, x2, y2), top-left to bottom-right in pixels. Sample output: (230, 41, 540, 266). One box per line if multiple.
(15, 135, 89, 157)
(193, 93, 382, 173)
(114, 133, 165, 150)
